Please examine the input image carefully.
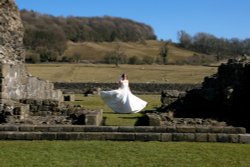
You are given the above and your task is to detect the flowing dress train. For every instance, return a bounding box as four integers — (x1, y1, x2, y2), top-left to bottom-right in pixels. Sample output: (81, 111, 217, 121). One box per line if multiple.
(100, 81, 147, 114)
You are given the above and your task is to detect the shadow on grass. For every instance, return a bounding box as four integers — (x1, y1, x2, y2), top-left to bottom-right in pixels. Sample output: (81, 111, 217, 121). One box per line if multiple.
(75, 100, 84, 101)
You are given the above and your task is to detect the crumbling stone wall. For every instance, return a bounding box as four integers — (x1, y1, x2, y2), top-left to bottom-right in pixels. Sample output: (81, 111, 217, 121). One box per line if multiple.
(1, 63, 62, 100)
(0, 0, 62, 112)
(0, 0, 24, 63)
(164, 57, 250, 132)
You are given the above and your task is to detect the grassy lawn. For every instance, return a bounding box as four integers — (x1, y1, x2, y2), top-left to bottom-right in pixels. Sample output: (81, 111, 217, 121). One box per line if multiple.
(26, 64, 217, 84)
(0, 141, 249, 167)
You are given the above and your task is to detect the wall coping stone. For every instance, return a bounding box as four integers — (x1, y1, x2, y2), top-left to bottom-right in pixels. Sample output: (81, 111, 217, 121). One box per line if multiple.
(0, 131, 249, 143)
(0, 125, 246, 134)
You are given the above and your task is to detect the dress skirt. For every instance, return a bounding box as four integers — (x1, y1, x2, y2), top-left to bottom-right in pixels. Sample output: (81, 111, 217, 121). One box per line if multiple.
(100, 88, 147, 114)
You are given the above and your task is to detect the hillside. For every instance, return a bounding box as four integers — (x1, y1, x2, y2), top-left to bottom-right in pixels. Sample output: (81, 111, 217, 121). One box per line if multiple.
(64, 40, 209, 64)
(20, 10, 216, 64)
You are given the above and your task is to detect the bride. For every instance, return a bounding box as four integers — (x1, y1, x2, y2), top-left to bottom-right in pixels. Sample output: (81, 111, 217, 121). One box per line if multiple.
(100, 73, 147, 114)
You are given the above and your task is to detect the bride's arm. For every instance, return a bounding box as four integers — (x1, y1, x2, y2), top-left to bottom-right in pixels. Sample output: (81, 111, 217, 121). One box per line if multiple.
(118, 79, 123, 88)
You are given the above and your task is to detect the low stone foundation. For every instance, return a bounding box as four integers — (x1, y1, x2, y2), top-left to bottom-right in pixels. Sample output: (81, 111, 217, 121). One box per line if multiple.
(55, 82, 200, 94)
(0, 125, 249, 143)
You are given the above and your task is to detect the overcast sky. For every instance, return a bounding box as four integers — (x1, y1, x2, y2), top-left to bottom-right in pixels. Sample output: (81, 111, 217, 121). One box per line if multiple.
(16, 0, 250, 42)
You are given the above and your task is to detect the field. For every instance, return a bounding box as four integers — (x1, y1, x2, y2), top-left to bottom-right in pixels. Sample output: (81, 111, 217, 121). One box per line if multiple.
(26, 64, 217, 83)
(0, 141, 250, 167)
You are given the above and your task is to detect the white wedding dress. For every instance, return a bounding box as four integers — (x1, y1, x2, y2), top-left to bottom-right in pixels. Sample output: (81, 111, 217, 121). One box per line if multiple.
(100, 80, 147, 114)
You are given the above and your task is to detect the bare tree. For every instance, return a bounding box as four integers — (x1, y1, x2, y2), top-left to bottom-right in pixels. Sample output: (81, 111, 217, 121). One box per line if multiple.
(159, 42, 169, 64)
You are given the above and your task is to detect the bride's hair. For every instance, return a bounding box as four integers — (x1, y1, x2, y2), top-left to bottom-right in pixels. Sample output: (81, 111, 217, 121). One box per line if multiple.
(121, 73, 126, 80)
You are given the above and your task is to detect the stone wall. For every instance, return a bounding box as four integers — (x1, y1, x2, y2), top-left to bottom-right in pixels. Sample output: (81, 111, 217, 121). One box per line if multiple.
(0, 125, 249, 143)
(0, 0, 62, 108)
(55, 82, 200, 94)
(0, 0, 25, 64)
(1, 63, 62, 100)
(0, 0, 68, 125)
(163, 57, 250, 132)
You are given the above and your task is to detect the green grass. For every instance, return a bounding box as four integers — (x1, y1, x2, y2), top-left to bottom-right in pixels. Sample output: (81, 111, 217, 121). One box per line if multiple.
(67, 94, 160, 126)
(0, 141, 250, 167)
(26, 64, 217, 84)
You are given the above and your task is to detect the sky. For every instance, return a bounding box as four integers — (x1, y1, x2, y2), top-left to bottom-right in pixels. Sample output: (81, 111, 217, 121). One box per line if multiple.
(15, 0, 250, 42)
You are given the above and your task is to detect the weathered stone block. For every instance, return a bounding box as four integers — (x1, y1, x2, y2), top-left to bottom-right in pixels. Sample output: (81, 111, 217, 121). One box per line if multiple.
(0, 132, 7, 139)
(40, 132, 57, 140)
(105, 133, 135, 141)
(234, 127, 246, 134)
(10, 132, 26, 140)
(84, 126, 118, 132)
(19, 125, 34, 132)
(172, 133, 184, 141)
(239, 134, 250, 144)
(72, 126, 85, 132)
(147, 113, 162, 126)
(161, 133, 172, 142)
(56, 132, 78, 140)
(176, 126, 196, 133)
(222, 127, 246, 134)
(183, 133, 195, 141)
(229, 134, 239, 143)
(27, 132, 42, 140)
(78, 132, 106, 140)
(211, 127, 224, 133)
(207, 133, 217, 142)
(135, 126, 155, 132)
(49, 126, 63, 132)
(217, 134, 230, 142)
(4, 125, 18, 131)
(154, 126, 168, 133)
(34, 126, 49, 132)
(118, 126, 135, 132)
(62, 126, 74, 132)
(165, 126, 176, 133)
(135, 133, 161, 141)
(0, 125, 6, 131)
(195, 133, 208, 142)
(85, 111, 102, 126)
(196, 127, 210, 133)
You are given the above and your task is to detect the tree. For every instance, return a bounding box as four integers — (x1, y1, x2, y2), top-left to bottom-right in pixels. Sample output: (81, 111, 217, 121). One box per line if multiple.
(103, 43, 126, 66)
(159, 42, 169, 64)
(113, 43, 125, 67)
(72, 52, 81, 63)
(178, 30, 192, 48)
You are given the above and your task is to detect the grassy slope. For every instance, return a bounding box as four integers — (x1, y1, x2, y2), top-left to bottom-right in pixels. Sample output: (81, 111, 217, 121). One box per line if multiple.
(64, 40, 203, 63)
(27, 40, 218, 83)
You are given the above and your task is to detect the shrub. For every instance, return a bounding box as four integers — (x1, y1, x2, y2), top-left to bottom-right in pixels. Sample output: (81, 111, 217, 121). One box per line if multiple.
(142, 56, 154, 64)
(128, 56, 141, 64)
(25, 52, 40, 63)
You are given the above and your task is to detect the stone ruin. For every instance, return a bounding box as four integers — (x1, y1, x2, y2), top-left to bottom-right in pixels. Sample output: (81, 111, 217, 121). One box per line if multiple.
(0, 0, 102, 125)
(160, 57, 250, 132)
(0, 0, 249, 143)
